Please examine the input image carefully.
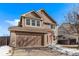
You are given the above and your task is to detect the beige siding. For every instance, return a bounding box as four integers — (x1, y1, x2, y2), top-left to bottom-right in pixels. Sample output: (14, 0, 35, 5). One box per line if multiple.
(44, 34, 48, 46)
(43, 23, 48, 29)
(22, 17, 25, 27)
(37, 11, 55, 25)
(10, 32, 16, 47)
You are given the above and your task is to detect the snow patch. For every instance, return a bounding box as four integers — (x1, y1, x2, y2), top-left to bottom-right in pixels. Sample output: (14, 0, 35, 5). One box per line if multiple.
(48, 44, 79, 56)
(0, 45, 13, 56)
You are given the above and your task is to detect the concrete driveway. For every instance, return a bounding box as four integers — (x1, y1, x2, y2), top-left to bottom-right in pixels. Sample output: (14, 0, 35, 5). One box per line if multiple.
(12, 47, 66, 56)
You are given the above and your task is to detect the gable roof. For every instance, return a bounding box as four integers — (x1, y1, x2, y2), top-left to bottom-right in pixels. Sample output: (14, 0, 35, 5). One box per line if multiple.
(21, 9, 56, 24)
(21, 10, 41, 19)
(18, 10, 41, 26)
(18, 9, 56, 26)
(37, 9, 56, 25)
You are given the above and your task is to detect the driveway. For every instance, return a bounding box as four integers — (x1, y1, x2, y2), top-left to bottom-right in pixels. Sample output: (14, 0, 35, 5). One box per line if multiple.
(12, 47, 66, 56)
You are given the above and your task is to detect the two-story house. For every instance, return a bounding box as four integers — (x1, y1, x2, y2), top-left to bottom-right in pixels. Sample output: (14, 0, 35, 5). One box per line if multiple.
(9, 9, 56, 48)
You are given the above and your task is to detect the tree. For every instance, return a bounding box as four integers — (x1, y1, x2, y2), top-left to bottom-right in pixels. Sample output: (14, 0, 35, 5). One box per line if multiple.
(65, 7, 79, 48)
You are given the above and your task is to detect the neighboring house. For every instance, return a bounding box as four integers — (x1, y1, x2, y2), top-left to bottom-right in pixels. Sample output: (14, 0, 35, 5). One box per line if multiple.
(8, 9, 56, 48)
(57, 23, 78, 45)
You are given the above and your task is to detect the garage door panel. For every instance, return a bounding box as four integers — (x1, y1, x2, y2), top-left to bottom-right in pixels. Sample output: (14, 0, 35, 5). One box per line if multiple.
(16, 33, 44, 47)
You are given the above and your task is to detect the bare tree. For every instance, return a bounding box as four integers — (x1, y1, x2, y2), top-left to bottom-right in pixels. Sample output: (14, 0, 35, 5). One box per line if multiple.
(65, 6, 79, 48)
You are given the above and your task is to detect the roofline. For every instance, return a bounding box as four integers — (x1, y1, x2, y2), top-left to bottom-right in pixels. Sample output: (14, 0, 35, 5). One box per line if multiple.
(21, 10, 35, 16)
(8, 26, 52, 33)
(37, 9, 57, 24)
(21, 10, 41, 18)
(19, 9, 57, 26)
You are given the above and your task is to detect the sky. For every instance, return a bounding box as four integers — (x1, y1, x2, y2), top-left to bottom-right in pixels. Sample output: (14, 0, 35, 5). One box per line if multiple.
(0, 3, 77, 36)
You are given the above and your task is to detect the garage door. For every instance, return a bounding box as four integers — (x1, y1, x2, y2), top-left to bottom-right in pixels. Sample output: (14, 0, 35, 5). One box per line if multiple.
(16, 32, 44, 48)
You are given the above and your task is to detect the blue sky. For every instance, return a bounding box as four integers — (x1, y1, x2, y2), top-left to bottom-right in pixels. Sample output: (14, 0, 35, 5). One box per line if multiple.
(0, 3, 77, 36)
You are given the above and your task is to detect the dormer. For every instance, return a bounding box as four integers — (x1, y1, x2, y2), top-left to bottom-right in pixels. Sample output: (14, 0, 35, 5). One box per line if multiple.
(18, 10, 43, 28)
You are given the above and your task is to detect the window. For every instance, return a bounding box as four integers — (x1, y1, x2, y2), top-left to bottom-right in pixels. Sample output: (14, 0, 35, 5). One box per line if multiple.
(47, 24, 55, 29)
(37, 20, 40, 26)
(48, 24, 51, 29)
(51, 25, 55, 29)
(26, 18, 41, 27)
(32, 20, 35, 26)
(26, 19, 30, 25)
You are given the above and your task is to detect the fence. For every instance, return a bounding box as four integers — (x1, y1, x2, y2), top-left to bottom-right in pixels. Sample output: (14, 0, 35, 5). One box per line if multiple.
(0, 36, 10, 46)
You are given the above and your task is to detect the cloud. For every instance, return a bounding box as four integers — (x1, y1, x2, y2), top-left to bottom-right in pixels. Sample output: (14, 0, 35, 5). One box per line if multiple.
(0, 26, 10, 36)
(6, 19, 20, 26)
(0, 19, 20, 36)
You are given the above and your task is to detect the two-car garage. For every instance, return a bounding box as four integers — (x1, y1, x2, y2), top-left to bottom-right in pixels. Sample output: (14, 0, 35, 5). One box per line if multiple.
(16, 32, 44, 48)
(9, 27, 53, 48)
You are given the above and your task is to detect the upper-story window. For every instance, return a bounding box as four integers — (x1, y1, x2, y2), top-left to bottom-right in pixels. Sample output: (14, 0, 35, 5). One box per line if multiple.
(47, 23, 55, 29)
(51, 25, 55, 29)
(37, 20, 40, 26)
(32, 20, 35, 26)
(26, 18, 30, 25)
(26, 18, 41, 27)
(48, 24, 51, 29)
